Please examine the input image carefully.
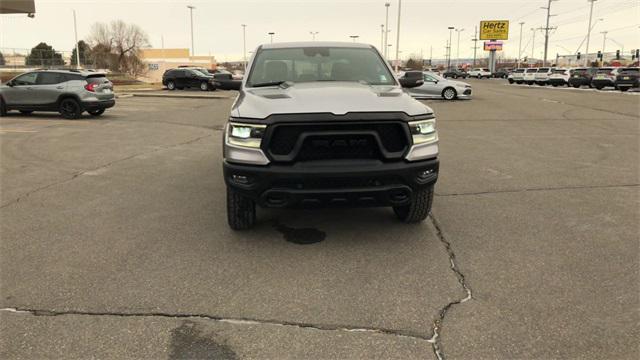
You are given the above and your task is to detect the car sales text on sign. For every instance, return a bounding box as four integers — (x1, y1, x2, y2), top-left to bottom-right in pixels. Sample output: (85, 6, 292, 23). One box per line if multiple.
(479, 20, 509, 40)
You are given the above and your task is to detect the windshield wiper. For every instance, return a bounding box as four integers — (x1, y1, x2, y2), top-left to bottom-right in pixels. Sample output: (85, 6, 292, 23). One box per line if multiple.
(250, 80, 290, 88)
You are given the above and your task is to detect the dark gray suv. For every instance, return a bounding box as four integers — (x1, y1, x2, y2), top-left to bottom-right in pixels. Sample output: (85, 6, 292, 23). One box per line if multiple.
(0, 70, 115, 119)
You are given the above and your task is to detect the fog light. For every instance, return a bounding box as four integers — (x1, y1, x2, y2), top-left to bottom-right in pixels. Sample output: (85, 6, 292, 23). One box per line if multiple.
(418, 169, 434, 180)
(231, 174, 251, 185)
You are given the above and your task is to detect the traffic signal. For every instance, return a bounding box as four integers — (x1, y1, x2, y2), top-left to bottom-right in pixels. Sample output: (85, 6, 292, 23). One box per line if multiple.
(616, 50, 620, 60)
(577, 52, 581, 60)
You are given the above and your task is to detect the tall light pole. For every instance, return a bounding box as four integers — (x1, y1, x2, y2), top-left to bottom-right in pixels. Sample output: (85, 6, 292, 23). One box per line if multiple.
(585, 0, 597, 66)
(187, 5, 195, 56)
(241, 24, 247, 72)
(394, 0, 402, 73)
(472, 25, 479, 67)
(268, 32, 275, 43)
(455, 28, 464, 67)
(447, 26, 454, 70)
(72, 10, 80, 68)
(600, 31, 608, 57)
(380, 25, 384, 51)
(531, 28, 537, 60)
(517, 22, 525, 68)
(350, 35, 359, 42)
(310, 31, 319, 41)
(384, 2, 390, 59)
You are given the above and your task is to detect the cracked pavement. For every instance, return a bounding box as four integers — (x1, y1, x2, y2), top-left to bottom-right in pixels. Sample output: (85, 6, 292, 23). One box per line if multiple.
(1, 81, 639, 359)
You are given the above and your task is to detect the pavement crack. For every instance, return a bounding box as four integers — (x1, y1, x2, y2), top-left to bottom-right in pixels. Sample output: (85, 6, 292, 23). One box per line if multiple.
(0, 307, 432, 342)
(435, 183, 639, 197)
(428, 214, 473, 360)
(0, 134, 212, 209)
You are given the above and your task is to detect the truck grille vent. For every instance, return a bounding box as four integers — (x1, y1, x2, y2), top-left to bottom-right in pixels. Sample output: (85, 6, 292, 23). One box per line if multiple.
(266, 122, 409, 162)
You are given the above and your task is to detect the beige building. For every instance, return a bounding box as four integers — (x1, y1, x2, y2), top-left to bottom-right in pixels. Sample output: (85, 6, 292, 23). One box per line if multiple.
(138, 48, 217, 83)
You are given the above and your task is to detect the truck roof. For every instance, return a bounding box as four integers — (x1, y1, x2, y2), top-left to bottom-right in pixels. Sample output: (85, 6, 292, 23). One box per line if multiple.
(260, 41, 373, 49)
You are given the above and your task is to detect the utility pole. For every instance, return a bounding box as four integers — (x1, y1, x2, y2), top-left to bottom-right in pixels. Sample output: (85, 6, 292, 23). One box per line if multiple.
(242, 24, 247, 72)
(394, 0, 402, 73)
(447, 26, 454, 69)
(472, 25, 478, 67)
(384, 2, 390, 59)
(541, 0, 557, 67)
(455, 28, 464, 67)
(187, 5, 195, 56)
(517, 22, 525, 68)
(73, 10, 80, 68)
(585, 0, 597, 66)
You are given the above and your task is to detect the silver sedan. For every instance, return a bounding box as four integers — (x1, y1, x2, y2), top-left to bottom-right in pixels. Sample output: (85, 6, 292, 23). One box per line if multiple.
(406, 72, 472, 100)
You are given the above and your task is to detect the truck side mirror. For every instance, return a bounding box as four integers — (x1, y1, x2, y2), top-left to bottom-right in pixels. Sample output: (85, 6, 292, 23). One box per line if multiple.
(399, 78, 424, 88)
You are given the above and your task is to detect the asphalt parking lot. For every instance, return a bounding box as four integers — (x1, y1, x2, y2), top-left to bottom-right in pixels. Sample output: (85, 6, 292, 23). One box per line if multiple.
(1, 80, 638, 359)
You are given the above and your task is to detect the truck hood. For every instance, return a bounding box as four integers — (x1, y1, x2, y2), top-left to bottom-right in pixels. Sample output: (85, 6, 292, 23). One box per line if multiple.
(232, 82, 432, 119)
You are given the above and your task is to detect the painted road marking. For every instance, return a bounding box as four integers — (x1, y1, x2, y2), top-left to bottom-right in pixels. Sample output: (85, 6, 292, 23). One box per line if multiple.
(0, 129, 37, 134)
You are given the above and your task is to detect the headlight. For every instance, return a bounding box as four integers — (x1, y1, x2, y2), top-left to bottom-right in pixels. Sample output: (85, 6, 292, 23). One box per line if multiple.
(408, 119, 438, 145)
(226, 122, 266, 148)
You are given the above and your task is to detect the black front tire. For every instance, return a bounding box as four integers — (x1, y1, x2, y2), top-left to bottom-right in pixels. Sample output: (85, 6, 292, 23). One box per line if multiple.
(167, 80, 176, 90)
(0, 97, 7, 117)
(200, 81, 209, 91)
(442, 87, 457, 100)
(227, 187, 256, 230)
(393, 186, 434, 223)
(19, 110, 33, 115)
(88, 109, 105, 116)
(59, 98, 83, 119)
(619, 87, 629, 92)
(508, 79, 514, 84)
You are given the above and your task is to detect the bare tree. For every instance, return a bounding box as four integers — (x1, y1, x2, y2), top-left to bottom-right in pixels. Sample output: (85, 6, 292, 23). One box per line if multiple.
(87, 20, 149, 76)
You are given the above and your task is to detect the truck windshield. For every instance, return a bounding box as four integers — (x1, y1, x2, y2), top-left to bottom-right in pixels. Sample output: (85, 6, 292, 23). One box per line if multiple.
(246, 47, 395, 87)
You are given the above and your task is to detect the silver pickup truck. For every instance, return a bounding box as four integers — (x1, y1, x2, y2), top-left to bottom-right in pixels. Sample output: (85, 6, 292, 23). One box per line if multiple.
(222, 42, 439, 230)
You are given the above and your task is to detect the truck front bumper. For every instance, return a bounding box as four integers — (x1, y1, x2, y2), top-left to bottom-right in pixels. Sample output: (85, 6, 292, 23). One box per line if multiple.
(223, 159, 439, 208)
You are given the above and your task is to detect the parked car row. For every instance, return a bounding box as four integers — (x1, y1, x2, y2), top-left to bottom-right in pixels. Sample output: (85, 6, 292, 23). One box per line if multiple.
(161, 67, 242, 91)
(508, 67, 639, 92)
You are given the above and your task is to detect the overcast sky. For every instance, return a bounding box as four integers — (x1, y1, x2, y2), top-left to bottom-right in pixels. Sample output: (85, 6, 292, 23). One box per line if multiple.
(1, 0, 639, 61)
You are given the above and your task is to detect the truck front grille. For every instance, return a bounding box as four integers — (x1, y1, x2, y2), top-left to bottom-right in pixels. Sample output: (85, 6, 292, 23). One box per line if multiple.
(266, 122, 409, 162)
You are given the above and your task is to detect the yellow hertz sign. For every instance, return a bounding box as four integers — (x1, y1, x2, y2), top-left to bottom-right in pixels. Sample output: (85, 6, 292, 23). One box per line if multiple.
(480, 20, 509, 40)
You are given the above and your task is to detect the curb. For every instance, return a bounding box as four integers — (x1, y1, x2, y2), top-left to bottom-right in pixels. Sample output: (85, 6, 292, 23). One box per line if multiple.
(116, 93, 231, 100)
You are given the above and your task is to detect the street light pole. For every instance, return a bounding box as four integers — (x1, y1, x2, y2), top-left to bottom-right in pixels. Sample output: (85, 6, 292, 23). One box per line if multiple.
(187, 5, 195, 56)
(600, 31, 607, 57)
(585, 0, 597, 66)
(73, 9, 80, 68)
(241, 24, 247, 72)
(531, 28, 536, 60)
(384, 2, 390, 59)
(394, 0, 402, 73)
(472, 25, 479, 67)
(268, 32, 275, 43)
(350, 35, 359, 42)
(310, 31, 319, 41)
(455, 28, 464, 67)
(447, 26, 454, 70)
(517, 22, 525, 68)
(380, 25, 384, 52)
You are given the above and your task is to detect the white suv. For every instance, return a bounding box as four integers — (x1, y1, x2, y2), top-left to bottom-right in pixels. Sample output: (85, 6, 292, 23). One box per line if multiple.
(548, 68, 571, 87)
(510, 68, 526, 84)
(534, 68, 553, 85)
(468, 68, 492, 79)
(523, 68, 538, 85)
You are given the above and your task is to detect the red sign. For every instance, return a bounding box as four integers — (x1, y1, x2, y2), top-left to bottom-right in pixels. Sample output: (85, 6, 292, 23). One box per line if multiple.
(484, 41, 503, 51)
